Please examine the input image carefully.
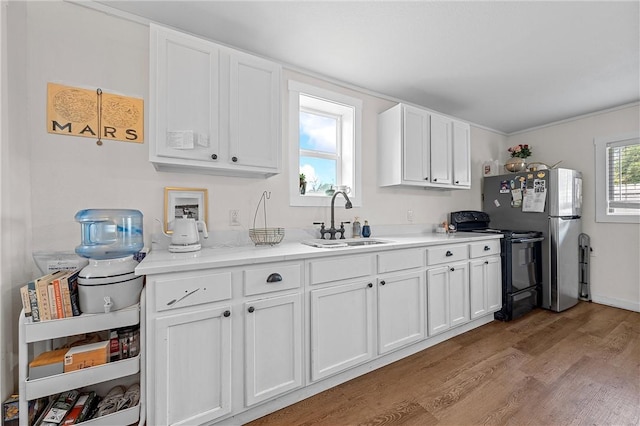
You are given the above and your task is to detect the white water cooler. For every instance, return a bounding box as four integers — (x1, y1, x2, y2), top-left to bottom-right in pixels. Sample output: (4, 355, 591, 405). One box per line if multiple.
(75, 209, 144, 314)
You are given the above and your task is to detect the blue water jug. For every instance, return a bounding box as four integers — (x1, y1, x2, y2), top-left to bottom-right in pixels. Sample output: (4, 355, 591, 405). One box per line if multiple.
(75, 209, 143, 260)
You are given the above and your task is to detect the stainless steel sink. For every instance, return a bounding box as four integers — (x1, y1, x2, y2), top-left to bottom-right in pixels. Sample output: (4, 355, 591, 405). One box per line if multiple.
(301, 238, 391, 248)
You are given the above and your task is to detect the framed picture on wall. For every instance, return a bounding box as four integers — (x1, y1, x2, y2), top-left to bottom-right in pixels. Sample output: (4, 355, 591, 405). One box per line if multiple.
(164, 187, 208, 233)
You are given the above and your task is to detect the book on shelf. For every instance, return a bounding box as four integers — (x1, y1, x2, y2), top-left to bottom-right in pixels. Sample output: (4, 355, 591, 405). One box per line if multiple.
(27, 280, 41, 322)
(23, 270, 80, 323)
(33, 396, 56, 426)
(50, 273, 68, 319)
(35, 270, 65, 322)
(47, 283, 58, 320)
(61, 391, 96, 425)
(20, 285, 32, 317)
(60, 269, 81, 317)
(41, 390, 80, 424)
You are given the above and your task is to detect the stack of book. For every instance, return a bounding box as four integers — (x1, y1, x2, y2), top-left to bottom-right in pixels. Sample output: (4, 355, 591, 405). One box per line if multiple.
(19, 270, 81, 322)
(33, 390, 99, 426)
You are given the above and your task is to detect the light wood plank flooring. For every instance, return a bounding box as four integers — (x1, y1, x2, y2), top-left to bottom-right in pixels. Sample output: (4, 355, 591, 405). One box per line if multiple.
(246, 301, 639, 425)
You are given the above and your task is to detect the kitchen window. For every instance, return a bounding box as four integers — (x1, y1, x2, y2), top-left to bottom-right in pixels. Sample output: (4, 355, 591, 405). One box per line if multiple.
(594, 132, 640, 223)
(288, 80, 362, 207)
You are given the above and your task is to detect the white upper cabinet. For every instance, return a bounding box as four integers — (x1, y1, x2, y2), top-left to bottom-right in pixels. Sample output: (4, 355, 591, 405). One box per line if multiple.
(377, 103, 471, 189)
(429, 113, 453, 185)
(402, 105, 431, 184)
(229, 52, 281, 171)
(150, 24, 281, 177)
(452, 120, 471, 187)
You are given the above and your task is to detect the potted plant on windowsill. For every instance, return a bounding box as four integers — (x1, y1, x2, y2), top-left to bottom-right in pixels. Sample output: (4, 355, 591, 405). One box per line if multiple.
(299, 173, 307, 195)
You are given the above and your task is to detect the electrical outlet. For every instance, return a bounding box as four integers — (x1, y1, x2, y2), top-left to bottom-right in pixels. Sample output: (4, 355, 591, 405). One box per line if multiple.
(407, 210, 414, 222)
(229, 209, 240, 226)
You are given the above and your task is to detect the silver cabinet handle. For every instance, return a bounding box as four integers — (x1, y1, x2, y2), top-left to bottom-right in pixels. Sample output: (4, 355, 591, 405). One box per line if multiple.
(167, 288, 200, 306)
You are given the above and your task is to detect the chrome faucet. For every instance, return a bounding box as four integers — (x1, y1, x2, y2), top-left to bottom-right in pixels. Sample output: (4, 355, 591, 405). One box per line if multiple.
(318, 190, 352, 240)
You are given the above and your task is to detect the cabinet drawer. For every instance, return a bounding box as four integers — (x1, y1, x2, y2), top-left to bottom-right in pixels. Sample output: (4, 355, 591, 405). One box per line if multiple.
(377, 249, 424, 274)
(244, 263, 302, 296)
(469, 240, 501, 258)
(426, 244, 468, 266)
(154, 271, 232, 312)
(309, 255, 375, 285)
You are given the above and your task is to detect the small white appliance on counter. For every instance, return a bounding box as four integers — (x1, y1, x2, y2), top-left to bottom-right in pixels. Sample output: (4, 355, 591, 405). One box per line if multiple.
(163, 215, 208, 253)
(74, 209, 145, 313)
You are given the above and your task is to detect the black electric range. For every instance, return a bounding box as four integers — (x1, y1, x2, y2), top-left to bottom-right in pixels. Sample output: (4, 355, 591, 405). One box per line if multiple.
(450, 211, 544, 321)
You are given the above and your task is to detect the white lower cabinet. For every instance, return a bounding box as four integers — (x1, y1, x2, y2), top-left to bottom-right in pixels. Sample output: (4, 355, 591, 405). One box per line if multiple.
(310, 280, 376, 381)
(244, 293, 303, 406)
(146, 269, 234, 426)
(427, 261, 470, 336)
(377, 271, 425, 354)
(469, 256, 502, 319)
(141, 237, 503, 425)
(155, 305, 232, 426)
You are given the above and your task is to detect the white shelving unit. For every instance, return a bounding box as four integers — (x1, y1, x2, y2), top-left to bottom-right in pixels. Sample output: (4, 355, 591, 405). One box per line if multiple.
(18, 290, 146, 426)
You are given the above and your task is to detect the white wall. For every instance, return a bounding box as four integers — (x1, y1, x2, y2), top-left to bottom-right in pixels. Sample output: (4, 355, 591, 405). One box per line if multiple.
(1, 0, 30, 398)
(507, 105, 640, 311)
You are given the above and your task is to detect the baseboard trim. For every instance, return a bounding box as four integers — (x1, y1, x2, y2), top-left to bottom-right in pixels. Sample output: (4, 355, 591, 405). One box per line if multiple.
(591, 294, 640, 313)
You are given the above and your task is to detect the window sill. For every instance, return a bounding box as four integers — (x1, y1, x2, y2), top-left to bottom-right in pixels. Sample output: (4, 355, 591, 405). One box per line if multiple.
(290, 193, 361, 208)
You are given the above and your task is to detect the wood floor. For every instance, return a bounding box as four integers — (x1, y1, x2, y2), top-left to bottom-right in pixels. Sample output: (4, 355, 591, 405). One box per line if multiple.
(246, 302, 639, 426)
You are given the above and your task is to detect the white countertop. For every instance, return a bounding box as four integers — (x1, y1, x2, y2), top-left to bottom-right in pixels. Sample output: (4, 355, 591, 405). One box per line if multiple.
(135, 231, 502, 276)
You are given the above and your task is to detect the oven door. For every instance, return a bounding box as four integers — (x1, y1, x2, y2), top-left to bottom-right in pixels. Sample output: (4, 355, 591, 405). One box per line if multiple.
(510, 237, 543, 292)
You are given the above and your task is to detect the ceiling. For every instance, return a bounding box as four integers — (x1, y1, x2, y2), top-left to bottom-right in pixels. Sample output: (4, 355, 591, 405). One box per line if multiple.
(94, 1, 639, 134)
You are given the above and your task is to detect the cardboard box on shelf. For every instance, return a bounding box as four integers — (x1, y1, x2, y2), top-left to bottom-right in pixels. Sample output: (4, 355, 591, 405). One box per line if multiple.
(28, 348, 67, 379)
(63, 341, 109, 372)
(2, 394, 19, 426)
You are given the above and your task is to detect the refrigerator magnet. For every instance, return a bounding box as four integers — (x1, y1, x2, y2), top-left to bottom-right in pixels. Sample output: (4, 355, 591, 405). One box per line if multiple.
(511, 188, 523, 208)
(500, 180, 509, 193)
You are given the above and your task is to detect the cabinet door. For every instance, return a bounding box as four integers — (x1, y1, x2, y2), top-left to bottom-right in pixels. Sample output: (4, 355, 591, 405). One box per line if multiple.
(452, 121, 471, 187)
(427, 266, 450, 335)
(470, 257, 502, 319)
(155, 305, 231, 426)
(449, 261, 470, 327)
(486, 256, 502, 313)
(402, 105, 430, 183)
(377, 271, 425, 354)
(150, 24, 220, 162)
(469, 259, 488, 319)
(229, 51, 281, 171)
(244, 293, 303, 406)
(429, 113, 452, 185)
(310, 281, 375, 381)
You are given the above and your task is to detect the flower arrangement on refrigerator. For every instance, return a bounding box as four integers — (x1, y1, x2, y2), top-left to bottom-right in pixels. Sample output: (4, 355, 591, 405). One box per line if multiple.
(508, 144, 532, 158)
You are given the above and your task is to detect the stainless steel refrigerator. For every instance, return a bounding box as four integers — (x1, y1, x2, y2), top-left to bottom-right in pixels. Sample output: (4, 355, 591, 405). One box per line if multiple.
(482, 168, 583, 312)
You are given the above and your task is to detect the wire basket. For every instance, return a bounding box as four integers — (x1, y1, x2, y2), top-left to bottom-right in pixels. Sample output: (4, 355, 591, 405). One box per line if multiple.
(249, 227, 285, 246)
(249, 191, 285, 246)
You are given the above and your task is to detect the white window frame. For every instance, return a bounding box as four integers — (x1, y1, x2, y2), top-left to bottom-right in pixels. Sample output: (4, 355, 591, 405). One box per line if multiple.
(289, 80, 362, 207)
(594, 132, 640, 223)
